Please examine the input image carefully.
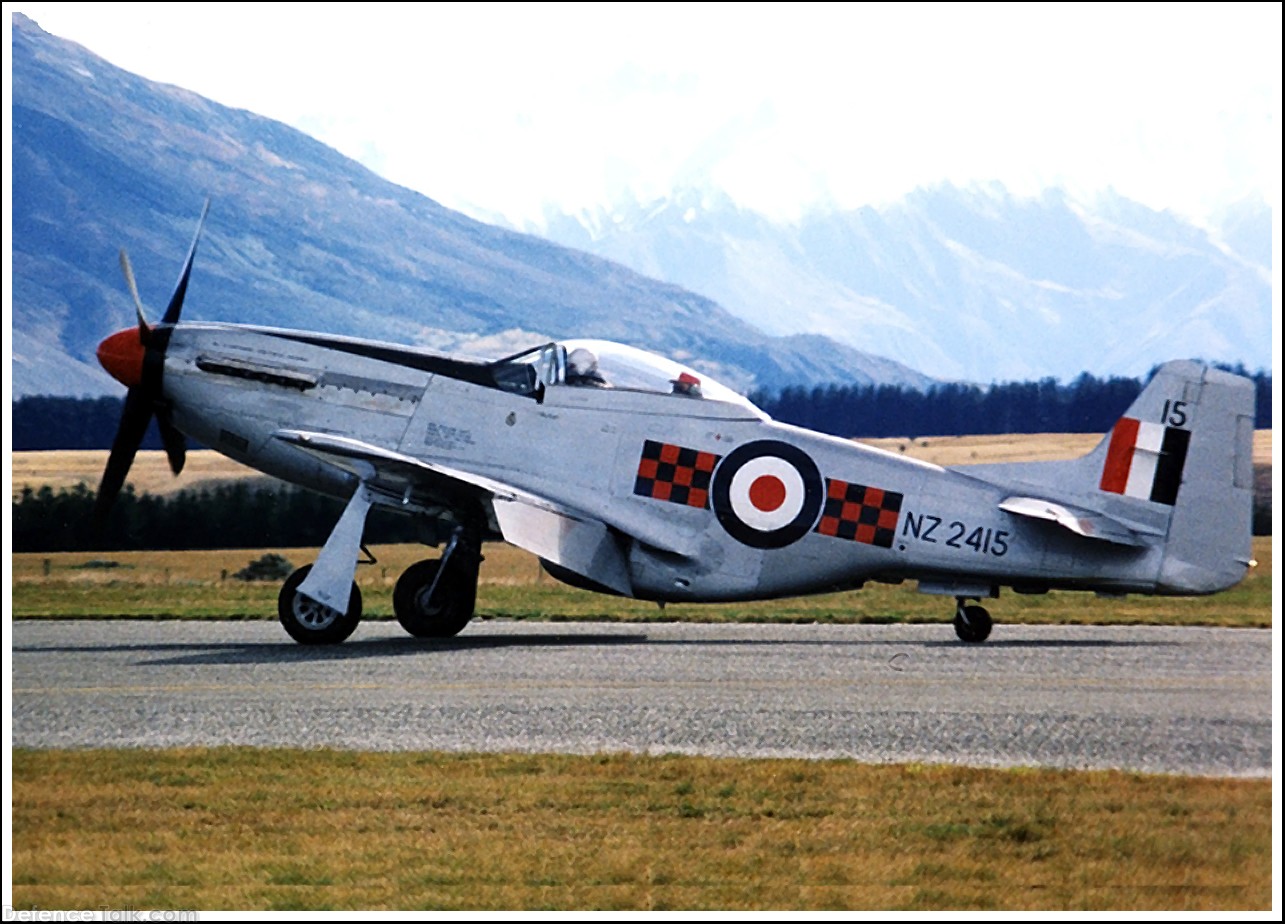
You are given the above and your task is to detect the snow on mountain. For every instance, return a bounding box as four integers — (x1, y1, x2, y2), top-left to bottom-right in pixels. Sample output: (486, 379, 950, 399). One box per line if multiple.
(532, 183, 1272, 383)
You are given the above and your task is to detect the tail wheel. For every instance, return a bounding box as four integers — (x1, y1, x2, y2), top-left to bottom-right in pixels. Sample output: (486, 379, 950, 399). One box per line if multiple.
(394, 558, 477, 638)
(278, 565, 362, 645)
(953, 603, 993, 643)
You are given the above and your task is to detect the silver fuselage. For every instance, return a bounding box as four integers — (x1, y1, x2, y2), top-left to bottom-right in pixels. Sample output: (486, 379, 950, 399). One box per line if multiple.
(162, 323, 1249, 603)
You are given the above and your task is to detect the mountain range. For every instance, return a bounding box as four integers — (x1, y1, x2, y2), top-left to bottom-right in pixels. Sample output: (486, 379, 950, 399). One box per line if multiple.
(9, 13, 929, 399)
(530, 184, 1273, 384)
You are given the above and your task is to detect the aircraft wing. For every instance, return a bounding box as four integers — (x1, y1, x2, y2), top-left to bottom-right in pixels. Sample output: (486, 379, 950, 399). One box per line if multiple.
(998, 495, 1152, 547)
(272, 429, 637, 594)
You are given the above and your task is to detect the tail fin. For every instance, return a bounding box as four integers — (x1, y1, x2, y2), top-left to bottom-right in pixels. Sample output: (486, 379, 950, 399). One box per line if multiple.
(1093, 361, 1254, 593)
(966, 360, 1255, 594)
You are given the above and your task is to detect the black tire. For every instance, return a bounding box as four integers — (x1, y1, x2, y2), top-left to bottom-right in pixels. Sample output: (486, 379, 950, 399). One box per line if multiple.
(393, 558, 476, 638)
(278, 564, 362, 645)
(953, 604, 993, 643)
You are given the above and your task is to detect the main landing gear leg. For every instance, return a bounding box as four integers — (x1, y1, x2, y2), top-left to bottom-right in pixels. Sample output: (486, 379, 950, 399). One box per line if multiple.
(953, 596, 993, 643)
(278, 483, 372, 645)
(393, 528, 483, 639)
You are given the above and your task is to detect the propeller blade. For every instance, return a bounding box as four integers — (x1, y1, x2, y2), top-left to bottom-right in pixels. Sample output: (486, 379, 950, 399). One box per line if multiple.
(118, 248, 151, 343)
(161, 198, 211, 325)
(156, 405, 188, 476)
(93, 388, 154, 527)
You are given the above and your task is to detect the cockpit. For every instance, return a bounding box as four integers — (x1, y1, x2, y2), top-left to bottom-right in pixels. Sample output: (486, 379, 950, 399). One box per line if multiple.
(488, 339, 766, 417)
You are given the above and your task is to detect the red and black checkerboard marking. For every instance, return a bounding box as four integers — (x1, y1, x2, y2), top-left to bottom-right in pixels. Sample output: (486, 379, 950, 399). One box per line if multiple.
(634, 440, 721, 509)
(815, 479, 903, 548)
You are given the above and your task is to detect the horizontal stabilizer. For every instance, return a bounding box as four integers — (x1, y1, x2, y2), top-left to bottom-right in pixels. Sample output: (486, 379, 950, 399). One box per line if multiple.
(999, 495, 1152, 547)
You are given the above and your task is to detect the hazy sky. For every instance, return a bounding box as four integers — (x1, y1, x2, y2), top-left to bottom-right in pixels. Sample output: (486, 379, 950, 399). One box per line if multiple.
(6, 2, 1282, 227)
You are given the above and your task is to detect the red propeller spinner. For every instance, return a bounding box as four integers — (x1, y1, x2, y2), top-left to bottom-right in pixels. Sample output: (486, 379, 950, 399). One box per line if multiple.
(96, 327, 147, 389)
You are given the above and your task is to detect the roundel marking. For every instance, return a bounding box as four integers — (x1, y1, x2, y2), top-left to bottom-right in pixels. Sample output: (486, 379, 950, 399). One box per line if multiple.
(727, 456, 806, 531)
(712, 440, 824, 548)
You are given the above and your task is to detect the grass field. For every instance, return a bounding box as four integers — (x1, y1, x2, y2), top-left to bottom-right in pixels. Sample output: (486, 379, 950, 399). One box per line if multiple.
(9, 535, 1274, 628)
(10, 749, 1272, 911)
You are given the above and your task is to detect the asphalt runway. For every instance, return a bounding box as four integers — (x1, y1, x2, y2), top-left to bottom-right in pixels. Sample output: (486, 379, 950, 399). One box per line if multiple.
(10, 620, 1272, 777)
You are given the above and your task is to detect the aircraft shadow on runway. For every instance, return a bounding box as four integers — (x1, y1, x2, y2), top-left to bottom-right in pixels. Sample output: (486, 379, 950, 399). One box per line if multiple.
(13, 631, 1180, 668)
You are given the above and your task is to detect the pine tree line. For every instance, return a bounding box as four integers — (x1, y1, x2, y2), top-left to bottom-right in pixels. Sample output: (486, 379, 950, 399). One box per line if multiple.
(750, 367, 1272, 438)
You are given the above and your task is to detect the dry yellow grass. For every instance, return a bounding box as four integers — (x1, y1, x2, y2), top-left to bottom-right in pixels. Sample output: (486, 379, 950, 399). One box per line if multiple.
(10, 749, 1272, 911)
(13, 431, 1270, 500)
(862, 429, 1273, 467)
(11, 449, 270, 499)
(862, 432, 1103, 465)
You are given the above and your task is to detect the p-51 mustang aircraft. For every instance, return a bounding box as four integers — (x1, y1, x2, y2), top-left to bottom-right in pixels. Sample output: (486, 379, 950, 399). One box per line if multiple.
(94, 203, 1256, 644)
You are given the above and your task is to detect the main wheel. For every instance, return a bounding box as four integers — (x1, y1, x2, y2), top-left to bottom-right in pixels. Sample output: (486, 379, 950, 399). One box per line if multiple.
(953, 603, 993, 643)
(278, 564, 362, 645)
(393, 558, 477, 638)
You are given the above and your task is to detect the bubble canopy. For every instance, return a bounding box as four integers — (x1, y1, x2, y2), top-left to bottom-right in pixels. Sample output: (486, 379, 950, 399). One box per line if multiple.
(490, 338, 766, 417)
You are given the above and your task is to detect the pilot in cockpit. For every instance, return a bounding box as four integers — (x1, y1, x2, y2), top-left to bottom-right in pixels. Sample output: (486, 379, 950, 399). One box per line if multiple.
(566, 347, 609, 387)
